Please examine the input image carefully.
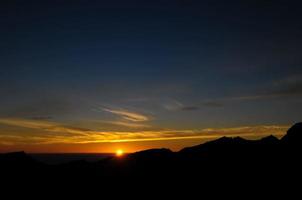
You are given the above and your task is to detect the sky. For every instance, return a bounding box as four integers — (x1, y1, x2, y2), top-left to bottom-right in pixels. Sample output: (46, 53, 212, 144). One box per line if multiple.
(0, 0, 301, 153)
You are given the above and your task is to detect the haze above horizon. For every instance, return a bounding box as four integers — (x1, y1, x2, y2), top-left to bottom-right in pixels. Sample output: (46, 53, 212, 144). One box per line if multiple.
(1, 0, 301, 153)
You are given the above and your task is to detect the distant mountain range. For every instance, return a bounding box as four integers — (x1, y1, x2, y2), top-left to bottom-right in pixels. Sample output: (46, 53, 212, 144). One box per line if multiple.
(1, 122, 301, 190)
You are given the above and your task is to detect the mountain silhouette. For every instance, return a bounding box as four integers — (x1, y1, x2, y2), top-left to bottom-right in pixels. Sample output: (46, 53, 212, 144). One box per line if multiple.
(0, 151, 42, 168)
(1, 122, 301, 190)
(281, 122, 302, 145)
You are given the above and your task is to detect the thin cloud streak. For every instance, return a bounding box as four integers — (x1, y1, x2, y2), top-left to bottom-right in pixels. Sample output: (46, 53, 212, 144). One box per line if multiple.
(195, 74, 302, 106)
(102, 120, 151, 128)
(102, 108, 149, 122)
(163, 100, 201, 111)
(225, 74, 302, 101)
(0, 118, 93, 136)
(0, 118, 289, 145)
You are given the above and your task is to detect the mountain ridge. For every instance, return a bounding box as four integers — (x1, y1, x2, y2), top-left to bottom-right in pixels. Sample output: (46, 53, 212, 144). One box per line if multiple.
(0, 122, 301, 182)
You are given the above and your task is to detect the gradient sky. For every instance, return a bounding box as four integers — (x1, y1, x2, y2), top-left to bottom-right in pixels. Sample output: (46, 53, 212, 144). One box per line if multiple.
(0, 0, 301, 153)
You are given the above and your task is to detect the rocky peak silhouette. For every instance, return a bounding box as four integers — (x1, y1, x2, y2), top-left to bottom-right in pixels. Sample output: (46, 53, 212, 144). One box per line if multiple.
(1, 122, 301, 182)
(281, 122, 302, 144)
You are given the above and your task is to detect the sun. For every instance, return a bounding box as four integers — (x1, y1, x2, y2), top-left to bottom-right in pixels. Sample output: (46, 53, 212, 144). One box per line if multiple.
(116, 149, 124, 157)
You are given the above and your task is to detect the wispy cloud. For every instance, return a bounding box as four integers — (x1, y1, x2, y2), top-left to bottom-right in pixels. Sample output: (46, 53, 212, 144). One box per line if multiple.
(271, 74, 302, 97)
(0, 118, 91, 136)
(180, 106, 200, 111)
(102, 108, 149, 122)
(163, 99, 224, 111)
(163, 100, 184, 111)
(102, 120, 151, 128)
(163, 100, 201, 111)
(190, 74, 302, 106)
(202, 101, 224, 108)
(0, 118, 289, 145)
(223, 74, 302, 102)
(94, 107, 151, 129)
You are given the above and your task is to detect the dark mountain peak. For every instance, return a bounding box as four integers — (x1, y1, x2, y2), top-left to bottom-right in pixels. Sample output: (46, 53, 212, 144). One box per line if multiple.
(179, 134, 279, 155)
(202, 136, 233, 146)
(281, 122, 302, 144)
(3, 151, 27, 157)
(179, 136, 234, 154)
(130, 148, 172, 157)
(0, 151, 28, 160)
(215, 136, 232, 142)
(0, 123, 301, 182)
(123, 148, 174, 165)
(0, 151, 38, 167)
(205, 136, 250, 146)
(259, 135, 279, 143)
(127, 148, 172, 160)
(233, 136, 248, 142)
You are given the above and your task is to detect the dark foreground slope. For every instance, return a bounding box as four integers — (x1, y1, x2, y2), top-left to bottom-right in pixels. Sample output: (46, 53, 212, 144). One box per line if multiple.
(1, 123, 301, 192)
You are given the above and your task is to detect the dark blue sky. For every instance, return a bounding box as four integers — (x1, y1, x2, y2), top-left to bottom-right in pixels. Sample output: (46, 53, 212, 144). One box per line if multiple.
(0, 0, 302, 152)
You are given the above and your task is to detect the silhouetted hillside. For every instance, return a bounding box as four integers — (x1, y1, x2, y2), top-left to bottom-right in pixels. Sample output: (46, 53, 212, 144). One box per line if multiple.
(1, 122, 301, 189)
(0, 151, 43, 169)
(282, 122, 302, 145)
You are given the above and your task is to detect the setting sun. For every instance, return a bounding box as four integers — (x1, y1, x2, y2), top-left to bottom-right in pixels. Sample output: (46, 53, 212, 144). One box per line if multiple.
(116, 149, 124, 157)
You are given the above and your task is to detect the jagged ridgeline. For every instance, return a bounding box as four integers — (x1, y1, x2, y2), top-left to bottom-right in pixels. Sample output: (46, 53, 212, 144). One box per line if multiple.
(1, 123, 301, 181)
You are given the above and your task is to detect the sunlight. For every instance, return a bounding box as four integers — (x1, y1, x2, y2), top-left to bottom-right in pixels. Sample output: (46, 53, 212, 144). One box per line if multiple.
(116, 149, 124, 157)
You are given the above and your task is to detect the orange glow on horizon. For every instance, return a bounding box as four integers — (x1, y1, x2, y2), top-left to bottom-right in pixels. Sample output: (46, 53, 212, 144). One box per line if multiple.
(116, 149, 124, 157)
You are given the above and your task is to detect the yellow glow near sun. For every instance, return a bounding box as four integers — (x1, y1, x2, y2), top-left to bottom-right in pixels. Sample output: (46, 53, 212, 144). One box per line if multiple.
(116, 149, 124, 157)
